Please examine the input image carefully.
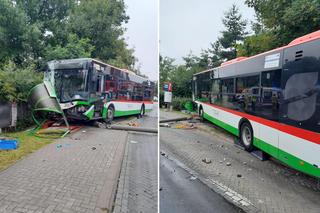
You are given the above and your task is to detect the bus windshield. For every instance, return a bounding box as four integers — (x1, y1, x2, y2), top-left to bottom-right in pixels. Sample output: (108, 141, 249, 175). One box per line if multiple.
(54, 69, 88, 103)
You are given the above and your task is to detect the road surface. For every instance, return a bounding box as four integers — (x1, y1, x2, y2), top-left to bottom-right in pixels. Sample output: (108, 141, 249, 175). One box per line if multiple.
(160, 153, 243, 213)
(160, 110, 320, 213)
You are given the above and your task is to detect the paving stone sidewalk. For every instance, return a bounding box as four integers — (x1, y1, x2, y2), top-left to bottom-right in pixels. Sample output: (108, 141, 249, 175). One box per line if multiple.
(0, 127, 127, 213)
(160, 110, 320, 213)
(113, 132, 158, 213)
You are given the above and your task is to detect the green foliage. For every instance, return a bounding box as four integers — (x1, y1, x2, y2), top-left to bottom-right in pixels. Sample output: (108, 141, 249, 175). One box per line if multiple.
(45, 34, 94, 61)
(0, 0, 135, 69)
(0, 62, 43, 102)
(245, 0, 320, 46)
(69, 0, 135, 69)
(160, 53, 204, 98)
(237, 32, 278, 57)
(0, 0, 27, 64)
(217, 4, 247, 60)
(171, 97, 193, 111)
(159, 55, 176, 87)
(171, 65, 201, 97)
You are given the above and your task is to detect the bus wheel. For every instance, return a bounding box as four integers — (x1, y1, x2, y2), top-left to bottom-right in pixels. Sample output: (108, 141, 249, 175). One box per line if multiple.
(105, 106, 115, 124)
(240, 122, 254, 151)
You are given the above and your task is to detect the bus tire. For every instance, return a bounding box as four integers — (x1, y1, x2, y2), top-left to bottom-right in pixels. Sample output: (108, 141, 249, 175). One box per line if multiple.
(105, 106, 115, 124)
(240, 121, 254, 152)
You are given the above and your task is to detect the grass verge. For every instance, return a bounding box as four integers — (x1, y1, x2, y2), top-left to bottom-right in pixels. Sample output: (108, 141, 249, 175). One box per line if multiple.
(0, 131, 54, 171)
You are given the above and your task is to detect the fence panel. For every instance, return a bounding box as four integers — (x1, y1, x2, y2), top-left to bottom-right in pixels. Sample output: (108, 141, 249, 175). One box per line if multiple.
(0, 102, 11, 128)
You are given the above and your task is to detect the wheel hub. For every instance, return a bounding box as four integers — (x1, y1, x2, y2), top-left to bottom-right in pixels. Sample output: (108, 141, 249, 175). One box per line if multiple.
(242, 126, 252, 146)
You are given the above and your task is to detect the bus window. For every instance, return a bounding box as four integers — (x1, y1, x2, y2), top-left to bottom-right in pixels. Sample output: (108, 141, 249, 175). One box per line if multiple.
(195, 73, 211, 101)
(280, 54, 320, 132)
(261, 70, 281, 88)
(284, 72, 318, 121)
(133, 83, 143, 101)
(219, 78, 237, 109)
(221, 78, 234, 94)
(235, 75, 260, 112)
(236, 75, 259, 94)
(144, 89, 152, 101)
(257, 70, 283, 120)
(211, 79, 221, 104)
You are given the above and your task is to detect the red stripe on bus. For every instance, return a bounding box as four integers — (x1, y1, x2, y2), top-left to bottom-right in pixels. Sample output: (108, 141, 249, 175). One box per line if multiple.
(111, 100, 154, 104)
(201, 102, 320, 145)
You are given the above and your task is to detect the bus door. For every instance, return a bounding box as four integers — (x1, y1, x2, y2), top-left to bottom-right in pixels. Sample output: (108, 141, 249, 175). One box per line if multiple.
(91, 70, 105, 115)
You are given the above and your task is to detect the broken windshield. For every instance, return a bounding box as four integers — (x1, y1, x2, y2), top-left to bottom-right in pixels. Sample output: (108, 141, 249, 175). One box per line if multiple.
(54, 69, 89, 103)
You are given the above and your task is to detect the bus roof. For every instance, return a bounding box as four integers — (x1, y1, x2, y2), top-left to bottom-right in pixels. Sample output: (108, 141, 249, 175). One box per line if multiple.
(48, 58, 149, 81)
(194, 30, 320, 77)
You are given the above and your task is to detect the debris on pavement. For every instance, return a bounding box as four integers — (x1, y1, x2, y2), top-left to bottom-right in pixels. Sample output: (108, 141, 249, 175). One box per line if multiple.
(202, 158, 212, 164)
(127, 121, 140, 127)
(237, 174, 242, 178)
(188, 119, 201, 123)
(160, 123, 171, 128)
(226, 162, 231, 166)
(56, 144, 62, 149)
(98, 122, 107, 129)
(91, 147, 96, 150)
(174, 123, 196, 129)
(189, 176, 197, 181)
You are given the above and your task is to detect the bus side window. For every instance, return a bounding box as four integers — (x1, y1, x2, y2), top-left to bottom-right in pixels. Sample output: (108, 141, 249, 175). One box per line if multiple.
(260, 70, 282, 120)
(211, 79, 220, 104)
(196, 72, 211, 101)
(235, 75, 259, 111)
(284, 72, 318, 121)
(220, 78, 236, 109)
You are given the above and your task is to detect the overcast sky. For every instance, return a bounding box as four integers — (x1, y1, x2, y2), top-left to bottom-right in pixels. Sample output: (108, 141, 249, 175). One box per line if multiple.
(160, 0, 255, 64)
(123, 0, 158, 81)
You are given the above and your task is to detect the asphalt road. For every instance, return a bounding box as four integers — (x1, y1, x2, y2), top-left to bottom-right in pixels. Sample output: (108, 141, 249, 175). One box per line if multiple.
(160, 153, 243, 213)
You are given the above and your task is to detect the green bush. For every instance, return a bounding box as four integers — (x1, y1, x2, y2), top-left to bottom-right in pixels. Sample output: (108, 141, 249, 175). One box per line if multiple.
(171, 97, 193, 111)
(0, 61, 43, 102)
(0, 62, 43, 130)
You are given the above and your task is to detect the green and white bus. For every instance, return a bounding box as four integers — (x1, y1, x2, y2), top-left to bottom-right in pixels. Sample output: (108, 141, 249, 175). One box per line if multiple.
(193, 31, 320, 178)
(44, 58, 154, 123)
